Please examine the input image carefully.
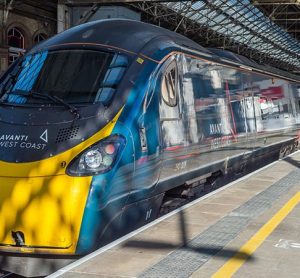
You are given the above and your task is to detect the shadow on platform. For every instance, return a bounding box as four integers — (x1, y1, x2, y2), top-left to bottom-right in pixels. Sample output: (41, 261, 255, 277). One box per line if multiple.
(123, 210, 254, 262)
(284, 156, 300, 168)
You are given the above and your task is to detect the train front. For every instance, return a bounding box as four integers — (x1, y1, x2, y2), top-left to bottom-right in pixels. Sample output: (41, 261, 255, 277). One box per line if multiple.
(0, 28, 138, 276)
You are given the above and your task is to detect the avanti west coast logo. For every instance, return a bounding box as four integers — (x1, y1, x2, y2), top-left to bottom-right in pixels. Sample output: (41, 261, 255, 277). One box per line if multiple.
(0, 129, 48, 150)
(40, 129, 48, 143)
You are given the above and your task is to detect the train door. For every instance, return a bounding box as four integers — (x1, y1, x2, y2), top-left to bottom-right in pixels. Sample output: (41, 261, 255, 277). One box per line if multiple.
(130, 66, 163, 195)
(118, 55, 185, 234)
(158, 54, 187, 188)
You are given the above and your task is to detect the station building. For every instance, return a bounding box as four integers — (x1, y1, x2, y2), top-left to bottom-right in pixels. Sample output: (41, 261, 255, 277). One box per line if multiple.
(0, 1, 57, 74)
(0, 0, 140, 75)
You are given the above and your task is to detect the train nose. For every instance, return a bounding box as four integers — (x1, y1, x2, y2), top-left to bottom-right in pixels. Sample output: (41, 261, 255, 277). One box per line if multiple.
(0, 174, 92, 254)
(0, 123, 92, 253)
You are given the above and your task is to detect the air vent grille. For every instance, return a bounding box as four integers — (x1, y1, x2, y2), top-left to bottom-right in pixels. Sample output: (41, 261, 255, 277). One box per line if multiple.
(56, 126, 79, 143)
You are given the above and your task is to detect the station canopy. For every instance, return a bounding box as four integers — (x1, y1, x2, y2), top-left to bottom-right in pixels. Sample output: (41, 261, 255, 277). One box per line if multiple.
(130, 0, 300, 74)
(7, 0, 300, 74)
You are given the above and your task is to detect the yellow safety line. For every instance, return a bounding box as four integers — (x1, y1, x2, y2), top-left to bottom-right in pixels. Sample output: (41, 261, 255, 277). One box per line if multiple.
(212, 191, 300, 278)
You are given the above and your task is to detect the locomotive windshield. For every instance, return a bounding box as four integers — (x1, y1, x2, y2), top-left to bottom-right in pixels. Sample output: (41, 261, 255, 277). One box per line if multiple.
(0, 49, 128, 105)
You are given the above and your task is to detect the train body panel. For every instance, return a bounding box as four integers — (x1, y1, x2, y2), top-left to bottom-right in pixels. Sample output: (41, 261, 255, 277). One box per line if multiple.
(0, 19, 299, 276)
(0, 174, 91, 254)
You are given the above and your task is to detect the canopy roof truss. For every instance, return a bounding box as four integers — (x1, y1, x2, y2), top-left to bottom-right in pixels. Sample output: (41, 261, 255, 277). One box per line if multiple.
(253, 0, 300, 41)
(128, 0, 300, 74)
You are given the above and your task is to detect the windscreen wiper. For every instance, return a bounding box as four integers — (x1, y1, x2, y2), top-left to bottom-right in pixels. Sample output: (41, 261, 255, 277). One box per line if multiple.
(31, 91, 81, 119)
(3, 89, 81, 119)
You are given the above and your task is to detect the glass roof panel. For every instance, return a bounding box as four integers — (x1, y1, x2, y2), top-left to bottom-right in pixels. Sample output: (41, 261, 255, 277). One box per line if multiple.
(162, 0, 300, 70)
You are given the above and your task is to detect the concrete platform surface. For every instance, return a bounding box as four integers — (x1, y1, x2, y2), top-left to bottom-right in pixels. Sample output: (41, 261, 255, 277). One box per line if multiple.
(48, 151, 300, 278)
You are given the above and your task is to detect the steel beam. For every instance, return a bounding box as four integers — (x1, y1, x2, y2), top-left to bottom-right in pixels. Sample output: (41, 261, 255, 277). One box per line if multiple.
(58, 0, 192, 4)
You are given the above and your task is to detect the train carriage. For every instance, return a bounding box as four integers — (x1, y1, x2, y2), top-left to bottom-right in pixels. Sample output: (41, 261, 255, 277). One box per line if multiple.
(0, 19, 299, 276)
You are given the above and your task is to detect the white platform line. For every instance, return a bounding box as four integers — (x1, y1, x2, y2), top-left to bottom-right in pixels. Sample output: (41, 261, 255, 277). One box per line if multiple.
(47, 150, 299, 278)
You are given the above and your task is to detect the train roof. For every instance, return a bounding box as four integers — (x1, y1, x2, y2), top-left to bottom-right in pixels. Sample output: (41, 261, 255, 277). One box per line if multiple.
(208, 48, 300, 82)
(32, 19, 300, 83)
(32, 19, 209, 55)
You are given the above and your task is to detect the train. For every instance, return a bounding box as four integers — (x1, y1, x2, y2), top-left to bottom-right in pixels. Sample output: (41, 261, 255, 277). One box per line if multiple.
(0, 19, 299, 276)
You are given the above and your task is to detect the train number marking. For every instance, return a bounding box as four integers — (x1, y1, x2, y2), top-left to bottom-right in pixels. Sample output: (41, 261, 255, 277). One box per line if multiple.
(145, 209, 152, 221)
(176, 161, 187, 171)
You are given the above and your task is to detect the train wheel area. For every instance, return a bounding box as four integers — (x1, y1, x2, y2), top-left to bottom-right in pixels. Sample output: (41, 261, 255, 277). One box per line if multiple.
(45, 151, 300, 278)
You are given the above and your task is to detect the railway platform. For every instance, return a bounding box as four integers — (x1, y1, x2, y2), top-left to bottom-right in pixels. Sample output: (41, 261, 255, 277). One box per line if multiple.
(48, 151, 300, 278)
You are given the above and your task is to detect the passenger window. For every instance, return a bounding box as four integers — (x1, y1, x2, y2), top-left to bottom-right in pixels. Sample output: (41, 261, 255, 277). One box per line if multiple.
(161, 61, 177, 107)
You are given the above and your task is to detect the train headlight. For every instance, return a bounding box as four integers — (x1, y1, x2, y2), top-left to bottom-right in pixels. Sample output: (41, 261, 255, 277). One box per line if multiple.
(82, 150, 102, 169)
(67, 135, 125, 176)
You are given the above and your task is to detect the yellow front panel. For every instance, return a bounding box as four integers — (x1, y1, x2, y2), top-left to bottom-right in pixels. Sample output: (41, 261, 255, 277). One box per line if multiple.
(0, 175, 92, 254)
(0, 109, 123, 254)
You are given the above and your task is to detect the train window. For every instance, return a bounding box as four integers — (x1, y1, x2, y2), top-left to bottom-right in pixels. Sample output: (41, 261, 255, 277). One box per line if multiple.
(96, 88, 115, 105)
(102, 67, 126, 87)
(95, 54, 128, 105)
(161, 60, 178, 107)
(1, 49, 120, 105)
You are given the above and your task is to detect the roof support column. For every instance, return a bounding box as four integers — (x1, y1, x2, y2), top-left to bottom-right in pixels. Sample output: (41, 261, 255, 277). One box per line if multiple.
(57, 3, 70, 33)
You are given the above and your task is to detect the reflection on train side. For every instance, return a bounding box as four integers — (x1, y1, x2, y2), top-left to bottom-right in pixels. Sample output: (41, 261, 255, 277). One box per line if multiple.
(158, 53, 300, 181)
